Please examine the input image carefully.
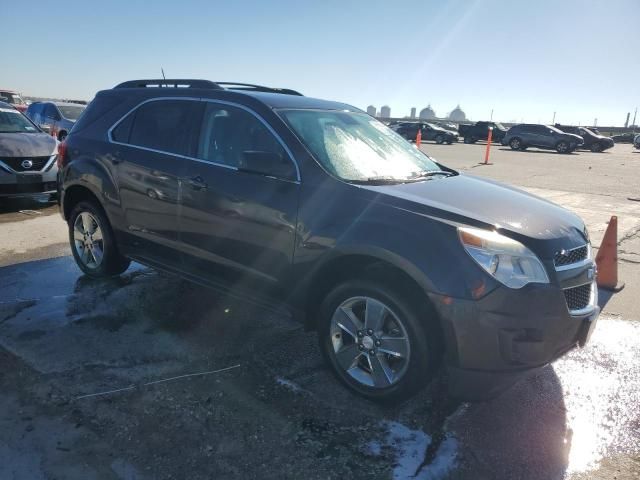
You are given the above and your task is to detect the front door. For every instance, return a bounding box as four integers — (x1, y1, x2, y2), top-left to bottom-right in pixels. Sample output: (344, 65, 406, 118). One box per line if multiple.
(179, 101, 300, 287)
(109, 98, 201, 266)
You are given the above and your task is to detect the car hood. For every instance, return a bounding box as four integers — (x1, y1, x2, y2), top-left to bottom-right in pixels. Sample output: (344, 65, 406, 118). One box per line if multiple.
(361, 174, 586, 245)
(0, 132, 57, 157)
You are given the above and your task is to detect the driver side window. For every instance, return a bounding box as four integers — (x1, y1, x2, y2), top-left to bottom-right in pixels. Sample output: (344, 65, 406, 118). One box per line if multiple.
(197, 102, 292, 176)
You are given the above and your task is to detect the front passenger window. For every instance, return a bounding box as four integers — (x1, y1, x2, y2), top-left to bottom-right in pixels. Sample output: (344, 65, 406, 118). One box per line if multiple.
(197, 103, 292, 178)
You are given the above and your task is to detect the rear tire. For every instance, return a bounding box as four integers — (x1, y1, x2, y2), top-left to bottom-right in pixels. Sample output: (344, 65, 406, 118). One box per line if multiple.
(58, 131, 67, 142)
(318, 277, 438, 404)
(463, 136, 472, 144)
(509, 137, 523, 150)
(68, 200, 130, 278)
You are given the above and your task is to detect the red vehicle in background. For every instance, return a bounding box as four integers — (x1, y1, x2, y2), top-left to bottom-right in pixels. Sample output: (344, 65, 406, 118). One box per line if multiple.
(0, 89, 28, 113)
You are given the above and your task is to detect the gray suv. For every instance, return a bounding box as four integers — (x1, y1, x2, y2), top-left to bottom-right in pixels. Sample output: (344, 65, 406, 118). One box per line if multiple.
(58, 79, 600, 403)
(502, 124, 584, 153)
(0, 102, 58, 197)
(26, 101, 86, 141)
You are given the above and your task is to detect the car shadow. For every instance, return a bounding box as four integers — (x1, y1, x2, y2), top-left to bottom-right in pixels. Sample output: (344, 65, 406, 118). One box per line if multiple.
(0, 256, 572, 479)
(447, 366, 569, 478)
(0, 195, 57, 215)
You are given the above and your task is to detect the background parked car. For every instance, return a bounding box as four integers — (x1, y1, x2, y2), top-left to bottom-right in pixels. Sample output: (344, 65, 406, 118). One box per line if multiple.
(502, 124, 584, 153)
(634, 134, 640, 149)
(434, 122, 459, 134)
(612, 132, 637, 143)
(0, 101, 58, 198)
(554, 124, 615, 152)
(0, 90, 28, 113)
(459, 121, 508, 144)
(26, 101, 86, 141)
(391, 122, 458, 144)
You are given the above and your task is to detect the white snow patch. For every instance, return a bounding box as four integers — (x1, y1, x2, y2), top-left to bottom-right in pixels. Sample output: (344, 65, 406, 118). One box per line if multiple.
(275, 376, 302, 393)
(368, 420, 458, 480)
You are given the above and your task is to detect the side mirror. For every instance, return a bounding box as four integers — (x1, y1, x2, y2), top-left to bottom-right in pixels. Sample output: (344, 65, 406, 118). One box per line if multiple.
(239, 151, 296, 180)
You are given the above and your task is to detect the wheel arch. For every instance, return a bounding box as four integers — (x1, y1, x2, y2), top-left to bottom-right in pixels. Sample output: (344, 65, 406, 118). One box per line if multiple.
(301, 248, 437, 325)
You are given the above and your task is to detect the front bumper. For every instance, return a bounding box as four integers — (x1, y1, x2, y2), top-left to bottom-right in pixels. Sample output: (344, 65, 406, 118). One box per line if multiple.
(0, 170, 58, 198)
(431, 277, 599, 401)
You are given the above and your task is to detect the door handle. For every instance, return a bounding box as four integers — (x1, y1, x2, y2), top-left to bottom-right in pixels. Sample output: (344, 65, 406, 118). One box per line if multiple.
(188, 175, 208, 191)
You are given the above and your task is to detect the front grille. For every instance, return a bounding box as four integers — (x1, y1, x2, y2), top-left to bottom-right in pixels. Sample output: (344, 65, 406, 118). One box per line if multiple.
(554, 245, 588, 268)
(564, 283, 592, 312)
(0, 156, 51, 172)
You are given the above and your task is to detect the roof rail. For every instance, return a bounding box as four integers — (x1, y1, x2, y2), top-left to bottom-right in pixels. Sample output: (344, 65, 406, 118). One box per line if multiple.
(113, 79, 303, 96)
(214, 82, 303, 96)
(114, 79, 222, 89)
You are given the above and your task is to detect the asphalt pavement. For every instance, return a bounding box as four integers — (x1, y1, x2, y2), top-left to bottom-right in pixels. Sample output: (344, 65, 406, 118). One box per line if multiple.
(0, 142, 639, 479)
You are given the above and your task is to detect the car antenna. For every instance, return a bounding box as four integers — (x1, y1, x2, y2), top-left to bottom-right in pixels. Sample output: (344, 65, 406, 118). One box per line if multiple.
(161, 67, 167, 88)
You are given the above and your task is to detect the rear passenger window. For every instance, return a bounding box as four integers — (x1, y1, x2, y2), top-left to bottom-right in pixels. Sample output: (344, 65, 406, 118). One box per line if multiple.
(197, 102, 289, 171)
(111, 113, 134, 143)
(127, 100, 199, 156)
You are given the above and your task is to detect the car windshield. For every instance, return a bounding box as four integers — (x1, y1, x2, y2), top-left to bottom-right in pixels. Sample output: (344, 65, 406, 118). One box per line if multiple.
(0, 108, 40, 133)
(280, 109, 444, 182)
(547, 125, 564, 134)
(0, 92, 25, 105)
(494, 123, 506, 130)
(58, 105, 85, 120)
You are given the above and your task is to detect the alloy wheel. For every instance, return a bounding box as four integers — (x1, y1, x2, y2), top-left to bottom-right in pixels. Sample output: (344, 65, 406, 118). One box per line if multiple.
(73, 212, 104, 269)
(329, 296, 411, 389)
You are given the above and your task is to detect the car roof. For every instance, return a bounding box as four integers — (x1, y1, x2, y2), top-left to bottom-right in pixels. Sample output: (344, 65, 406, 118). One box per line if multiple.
(233, 91, 355, 111)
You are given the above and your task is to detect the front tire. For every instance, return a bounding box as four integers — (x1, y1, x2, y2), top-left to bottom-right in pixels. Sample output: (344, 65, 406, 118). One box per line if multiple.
(68, 200, 130, 278)
(318, 278, 437, 403)
(435, 134, 444, 144)
(590, 142, 603, 153)
(556, 141, 570, 153)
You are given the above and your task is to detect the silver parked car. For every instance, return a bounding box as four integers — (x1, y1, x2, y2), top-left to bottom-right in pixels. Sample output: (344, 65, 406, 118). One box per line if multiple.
(0, 101, 59, 198)
(634, 134, 640, 150)
(26, 101, 85, 141)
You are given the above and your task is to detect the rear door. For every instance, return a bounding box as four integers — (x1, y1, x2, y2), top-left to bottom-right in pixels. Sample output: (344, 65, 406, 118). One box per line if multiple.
(179, 100, 300, 285)
(109, 98, 201, 265)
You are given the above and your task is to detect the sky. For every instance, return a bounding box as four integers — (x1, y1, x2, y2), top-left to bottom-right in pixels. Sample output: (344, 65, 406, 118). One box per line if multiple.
(5, 0, 639, 126)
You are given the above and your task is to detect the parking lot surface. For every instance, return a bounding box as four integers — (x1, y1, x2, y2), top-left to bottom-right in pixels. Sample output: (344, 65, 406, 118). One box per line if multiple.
(1, 142, 639, 479)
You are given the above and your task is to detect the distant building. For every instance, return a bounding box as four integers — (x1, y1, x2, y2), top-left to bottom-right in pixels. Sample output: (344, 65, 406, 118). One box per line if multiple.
(366, 105, 376, 117)
(448, 105, 466, 122)
(410, 107, 416, 119)
(419, 105, 436, 119)
(380, 105, 391, 118)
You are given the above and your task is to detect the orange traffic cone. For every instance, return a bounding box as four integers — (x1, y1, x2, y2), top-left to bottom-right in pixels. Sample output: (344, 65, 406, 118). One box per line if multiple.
(416, 129, 422, 148)
(595, 215, 625, 292)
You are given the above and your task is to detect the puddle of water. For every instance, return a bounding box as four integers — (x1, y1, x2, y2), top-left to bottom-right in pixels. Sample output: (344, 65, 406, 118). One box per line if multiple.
(554, 318, 640, 476)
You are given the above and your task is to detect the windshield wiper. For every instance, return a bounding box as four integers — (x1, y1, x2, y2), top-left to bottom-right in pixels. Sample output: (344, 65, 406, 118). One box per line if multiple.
(348, 176, 407, 185)
(409, 170, 456, 179)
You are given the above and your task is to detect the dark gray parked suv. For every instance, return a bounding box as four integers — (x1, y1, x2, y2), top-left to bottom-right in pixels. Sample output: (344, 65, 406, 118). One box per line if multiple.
(502, 124, 584, 153)
(57, 79, 599, 402)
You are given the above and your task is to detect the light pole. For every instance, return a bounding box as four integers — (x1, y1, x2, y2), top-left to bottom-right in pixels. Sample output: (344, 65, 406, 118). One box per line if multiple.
(490, 109, 493, 121)
(552, 111, 556, 124)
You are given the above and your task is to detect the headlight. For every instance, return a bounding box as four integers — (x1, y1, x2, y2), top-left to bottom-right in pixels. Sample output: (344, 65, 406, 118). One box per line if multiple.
(458, 227, 549, 289)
